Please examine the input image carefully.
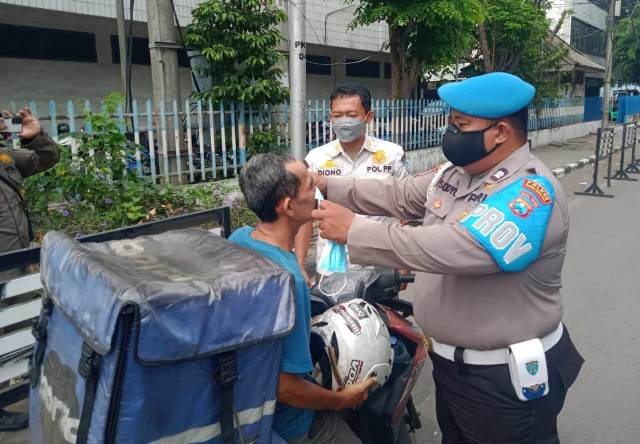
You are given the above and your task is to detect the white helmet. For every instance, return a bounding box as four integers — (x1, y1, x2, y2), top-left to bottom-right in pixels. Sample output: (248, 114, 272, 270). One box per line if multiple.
(310, 299, 393, 390)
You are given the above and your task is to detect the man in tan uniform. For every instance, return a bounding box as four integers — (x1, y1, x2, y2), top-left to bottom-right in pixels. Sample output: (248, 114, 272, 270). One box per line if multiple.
(312, 73, 583, 443)
(295, 84, 408, 286)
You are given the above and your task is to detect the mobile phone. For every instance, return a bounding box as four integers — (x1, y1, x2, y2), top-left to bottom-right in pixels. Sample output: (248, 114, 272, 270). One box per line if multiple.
(2, 117, 23, 133)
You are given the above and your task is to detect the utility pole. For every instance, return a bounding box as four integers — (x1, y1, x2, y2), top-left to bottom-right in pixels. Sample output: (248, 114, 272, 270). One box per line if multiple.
(147, 0, 182, 114)
(147, 0, 183, 182)
(288, 0, 306, 160)
(115, 0, 128, 105)
(601, 0, 618, 128)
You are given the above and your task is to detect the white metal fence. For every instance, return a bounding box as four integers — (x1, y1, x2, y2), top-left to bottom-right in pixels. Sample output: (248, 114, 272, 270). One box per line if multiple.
(3, 97, 585, 184)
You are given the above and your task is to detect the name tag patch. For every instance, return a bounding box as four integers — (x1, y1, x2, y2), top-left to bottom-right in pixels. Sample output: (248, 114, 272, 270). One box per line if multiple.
(366, 165, 392, 173)
(438, 180, 458, 197)
(318, 169, 342, 176)
(459, 176, 555, 272)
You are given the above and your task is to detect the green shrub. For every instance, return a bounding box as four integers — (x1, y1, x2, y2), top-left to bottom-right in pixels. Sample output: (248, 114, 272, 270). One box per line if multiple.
(246, 129, 285, 156)
(23, 94, 257, 241)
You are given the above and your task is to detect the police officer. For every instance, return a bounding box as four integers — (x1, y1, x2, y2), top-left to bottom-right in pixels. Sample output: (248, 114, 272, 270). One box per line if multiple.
(294, 84, 408, 285)
(311, 73, 584, 443)
(0, 108, 59, 431)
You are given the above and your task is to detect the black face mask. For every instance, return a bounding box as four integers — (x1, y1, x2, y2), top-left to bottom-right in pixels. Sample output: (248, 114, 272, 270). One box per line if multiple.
(441, 122, 499, 167)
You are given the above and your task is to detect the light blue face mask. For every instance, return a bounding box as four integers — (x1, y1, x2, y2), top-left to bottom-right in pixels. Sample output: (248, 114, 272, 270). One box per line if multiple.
(319, 240, 348, 274)
(315, 188, 349, 296)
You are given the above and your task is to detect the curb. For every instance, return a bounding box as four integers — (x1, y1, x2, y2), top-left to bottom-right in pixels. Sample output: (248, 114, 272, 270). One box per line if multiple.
(550, 126, 626, 178)
(551, 157, 593, 178)
(551, 147, 622, 178)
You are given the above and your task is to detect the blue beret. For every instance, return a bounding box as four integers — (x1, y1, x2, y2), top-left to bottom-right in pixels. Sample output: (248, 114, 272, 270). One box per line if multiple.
(437, 72, 535, 118)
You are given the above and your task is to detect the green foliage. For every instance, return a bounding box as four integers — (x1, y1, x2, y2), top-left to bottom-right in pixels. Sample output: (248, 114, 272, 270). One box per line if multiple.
(468, 0, 568, 98)
(23, 94, 256, 240)
(246, 129, 284, 156)
(185, 0, 289, 106)
(350, 0, 484, 97)
(613, 15, 640, 84)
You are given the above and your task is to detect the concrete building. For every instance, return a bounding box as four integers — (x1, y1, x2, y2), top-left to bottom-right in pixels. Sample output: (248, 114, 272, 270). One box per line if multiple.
(0, 0, 391, 110)
(549, 0, 608, 97)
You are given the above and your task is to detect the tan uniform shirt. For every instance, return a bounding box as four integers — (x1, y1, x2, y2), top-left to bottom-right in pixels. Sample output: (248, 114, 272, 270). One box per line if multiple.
(306, 136, 408, 274)
(327, 145, 568, 350)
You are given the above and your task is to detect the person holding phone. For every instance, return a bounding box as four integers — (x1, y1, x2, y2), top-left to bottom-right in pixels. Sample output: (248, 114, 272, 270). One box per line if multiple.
(0, 107, 59, 431)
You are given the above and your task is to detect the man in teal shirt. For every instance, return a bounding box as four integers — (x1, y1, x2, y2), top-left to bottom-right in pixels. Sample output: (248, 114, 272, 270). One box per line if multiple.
(229, 154, 375, 443)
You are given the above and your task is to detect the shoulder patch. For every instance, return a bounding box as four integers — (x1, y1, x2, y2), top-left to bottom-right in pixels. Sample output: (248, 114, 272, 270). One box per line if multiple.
(322, 158, 337, 169)
(459, 175, 555, 272)
(305, 142, 338, 167)
(372, 149, 387, 164)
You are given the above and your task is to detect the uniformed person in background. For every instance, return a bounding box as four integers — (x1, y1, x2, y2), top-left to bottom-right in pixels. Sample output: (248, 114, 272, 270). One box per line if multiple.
(294, 84, 408, 286)
(311, 73, 584, 443)
(0, 108, 59, 431)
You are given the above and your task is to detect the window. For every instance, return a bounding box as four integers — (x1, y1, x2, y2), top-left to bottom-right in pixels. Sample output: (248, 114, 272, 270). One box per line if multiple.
(345, 59, 380, 78)
(570, 17, 605, 59)
(110, 36, 190, 68)
(306, 55, 331, 75)
(590, 0, 610, 12)
(384, 63, 391, 79)
(0, 24, 97, 62)
(575, 70, 585, 85)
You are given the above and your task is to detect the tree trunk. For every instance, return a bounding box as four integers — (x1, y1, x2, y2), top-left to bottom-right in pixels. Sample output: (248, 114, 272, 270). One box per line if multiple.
(389, 25, 405, 99)
(550, 10, 569, 39)
(401, 58, 420, 98)
(478, 23, 493, 72)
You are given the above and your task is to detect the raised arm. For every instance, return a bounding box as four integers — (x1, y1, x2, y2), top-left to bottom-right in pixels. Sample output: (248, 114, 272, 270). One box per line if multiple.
(323, 171, 435, 221)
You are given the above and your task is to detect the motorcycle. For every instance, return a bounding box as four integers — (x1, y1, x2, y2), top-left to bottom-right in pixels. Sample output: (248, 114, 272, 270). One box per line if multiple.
(310, 268, 427, 444)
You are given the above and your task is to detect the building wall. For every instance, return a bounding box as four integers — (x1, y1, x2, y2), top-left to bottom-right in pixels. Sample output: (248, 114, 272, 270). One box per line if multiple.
(0, 0, 201, 24)
(0, 0, 388, 53)
(0, 4, 193, 111)
(300, 45, 391, 101)
(0, 2, 391, 108)
(548, 0, 607, 64)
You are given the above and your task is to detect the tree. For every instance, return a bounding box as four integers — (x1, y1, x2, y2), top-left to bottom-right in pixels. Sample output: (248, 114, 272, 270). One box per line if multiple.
(184, 0, 288, 106)
(350, 0, 484, 98)
(467, 0, 569, 98)
(613, 15, 640, 84)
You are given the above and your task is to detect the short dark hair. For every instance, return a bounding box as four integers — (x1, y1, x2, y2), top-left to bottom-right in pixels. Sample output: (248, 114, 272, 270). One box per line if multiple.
(506, 106, 529, 140)
(330, 83, 372, 112)
(238, 153, 301, 222)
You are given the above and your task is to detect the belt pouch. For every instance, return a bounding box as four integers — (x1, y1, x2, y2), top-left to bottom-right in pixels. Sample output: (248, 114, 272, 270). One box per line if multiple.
(508, 338, 549, 401)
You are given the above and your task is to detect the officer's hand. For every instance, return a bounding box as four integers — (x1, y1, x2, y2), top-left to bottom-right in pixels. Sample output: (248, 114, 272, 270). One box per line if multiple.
(336, 377, 378, 410)
(311, 200, 355, 245)
(312, 172, 327, 197)
(300, 267, 315, 288)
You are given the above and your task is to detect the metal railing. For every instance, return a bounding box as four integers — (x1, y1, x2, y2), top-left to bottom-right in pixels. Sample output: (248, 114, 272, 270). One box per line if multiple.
(3, 96, 588, 183)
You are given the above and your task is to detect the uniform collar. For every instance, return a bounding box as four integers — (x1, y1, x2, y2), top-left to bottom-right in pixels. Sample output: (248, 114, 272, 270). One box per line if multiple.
(483, 143, 532, 184)
(457, 143, 532, 196)
(330, 136, 376, 158)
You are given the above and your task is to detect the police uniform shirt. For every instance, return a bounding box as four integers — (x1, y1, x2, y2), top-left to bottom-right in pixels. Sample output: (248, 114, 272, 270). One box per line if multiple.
(326, 144, 569, 350)
(305, 136, 409, 273)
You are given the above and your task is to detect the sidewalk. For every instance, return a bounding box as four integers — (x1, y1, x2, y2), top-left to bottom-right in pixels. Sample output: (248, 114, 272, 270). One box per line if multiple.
(531, 125, 624, 177)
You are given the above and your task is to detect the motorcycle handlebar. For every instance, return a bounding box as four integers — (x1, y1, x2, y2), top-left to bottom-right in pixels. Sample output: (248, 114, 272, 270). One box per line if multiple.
(397, 273, 415, 284)
(374, 270, 416, 290)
